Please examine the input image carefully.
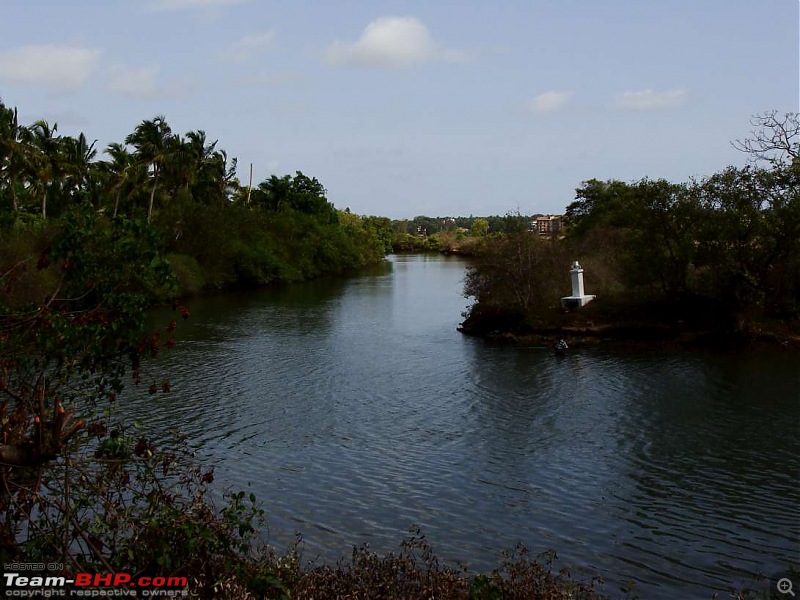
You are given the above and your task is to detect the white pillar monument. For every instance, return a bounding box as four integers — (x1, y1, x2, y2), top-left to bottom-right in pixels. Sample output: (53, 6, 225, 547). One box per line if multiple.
(560, 260, 596, 309)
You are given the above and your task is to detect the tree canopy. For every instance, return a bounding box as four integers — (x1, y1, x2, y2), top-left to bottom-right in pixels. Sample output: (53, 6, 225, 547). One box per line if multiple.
(464, 112, 800, 336)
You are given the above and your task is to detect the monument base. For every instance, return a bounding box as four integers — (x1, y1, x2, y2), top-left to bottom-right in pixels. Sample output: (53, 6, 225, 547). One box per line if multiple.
(561, 295, 596, 309)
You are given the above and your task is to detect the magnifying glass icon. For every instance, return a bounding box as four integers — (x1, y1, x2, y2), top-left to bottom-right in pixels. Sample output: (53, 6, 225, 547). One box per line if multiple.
(778, 578, 796, 597)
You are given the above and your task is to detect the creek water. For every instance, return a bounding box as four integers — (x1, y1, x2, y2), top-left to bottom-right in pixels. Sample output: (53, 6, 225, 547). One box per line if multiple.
(125, 254, 799, 599)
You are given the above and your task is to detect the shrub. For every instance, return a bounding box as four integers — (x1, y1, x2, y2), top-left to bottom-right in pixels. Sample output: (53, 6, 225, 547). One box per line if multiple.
(166, 253, 206, 295)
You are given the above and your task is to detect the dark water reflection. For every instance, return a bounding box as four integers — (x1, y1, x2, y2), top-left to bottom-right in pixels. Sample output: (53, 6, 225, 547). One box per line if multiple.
(124, 255, 799, 599)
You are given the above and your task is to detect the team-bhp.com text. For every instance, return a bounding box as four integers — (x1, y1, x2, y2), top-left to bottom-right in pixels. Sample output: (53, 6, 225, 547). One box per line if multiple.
(3, 573, 188, 597)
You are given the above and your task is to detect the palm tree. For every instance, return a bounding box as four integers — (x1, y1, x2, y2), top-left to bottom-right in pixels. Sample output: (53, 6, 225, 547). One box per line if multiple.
(125, 116, 172, 223)
(99, 142, 143, 218)
(161, 132, 195, 203)
(205, 149, 239, 208)
(0, 102, 31, 214)
(27, 120, 64, 220)
(255, 174, 293, 211)
(164, 129, 238, 208)
(186, 131, 238, 207)
(61, 132, 97, 205)
(182, 130, 209, 199)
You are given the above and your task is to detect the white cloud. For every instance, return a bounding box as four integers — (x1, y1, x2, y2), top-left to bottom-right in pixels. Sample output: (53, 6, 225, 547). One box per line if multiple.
(612, 88, 688, 111)
(526, 90, 573, 113)
(0, 44, 101, 93)
(149, 0, 245, 10)
(324, 16, 466, 68)
(222, 31, 275, 63)
(107, 64, 191, 99)
(108, 64, 160, 98)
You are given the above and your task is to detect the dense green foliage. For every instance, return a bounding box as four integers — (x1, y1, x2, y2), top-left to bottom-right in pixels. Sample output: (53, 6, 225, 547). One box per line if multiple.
(0, 100, 392, 296)
(464, 113, 800, 339)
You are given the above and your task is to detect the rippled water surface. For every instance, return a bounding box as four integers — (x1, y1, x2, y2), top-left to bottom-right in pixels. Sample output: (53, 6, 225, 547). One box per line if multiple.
(126, 254, 799, 599)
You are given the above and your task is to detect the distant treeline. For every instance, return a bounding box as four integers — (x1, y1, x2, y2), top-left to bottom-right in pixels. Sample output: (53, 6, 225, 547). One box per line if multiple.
(390, 214, 542, 254)
(0, 101, 393, 298)
(391, 215, 513, 236)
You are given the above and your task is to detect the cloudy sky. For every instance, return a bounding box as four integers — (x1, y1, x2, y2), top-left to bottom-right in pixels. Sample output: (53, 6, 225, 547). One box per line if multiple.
(1, 0, 797, 218)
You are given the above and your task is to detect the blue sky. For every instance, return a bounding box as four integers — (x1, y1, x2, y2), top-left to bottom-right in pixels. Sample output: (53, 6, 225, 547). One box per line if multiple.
(1, 0, 798, 218)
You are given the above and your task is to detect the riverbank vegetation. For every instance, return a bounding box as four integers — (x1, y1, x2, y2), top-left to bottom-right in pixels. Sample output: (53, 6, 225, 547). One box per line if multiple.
(0, 100, 393, 299)
(461, 112, 800, 347)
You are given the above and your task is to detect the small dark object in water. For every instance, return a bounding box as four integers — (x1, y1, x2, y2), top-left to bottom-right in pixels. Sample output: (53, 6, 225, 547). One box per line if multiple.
(554, 339, 569, 354)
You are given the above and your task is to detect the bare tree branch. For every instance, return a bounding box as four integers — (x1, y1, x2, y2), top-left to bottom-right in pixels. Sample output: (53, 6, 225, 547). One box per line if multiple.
(732, 110, 800, 164)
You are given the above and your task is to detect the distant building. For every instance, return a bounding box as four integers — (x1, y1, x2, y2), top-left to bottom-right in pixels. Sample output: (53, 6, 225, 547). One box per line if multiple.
(534, 215, 562, 237)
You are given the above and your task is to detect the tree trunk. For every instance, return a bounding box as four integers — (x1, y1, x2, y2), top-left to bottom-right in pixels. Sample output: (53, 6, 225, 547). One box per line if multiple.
(147, 170, 159, 224)
(246, 162, 253, 205)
